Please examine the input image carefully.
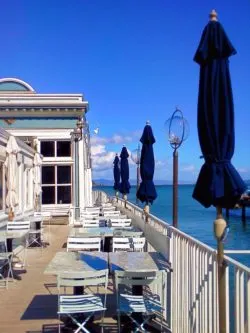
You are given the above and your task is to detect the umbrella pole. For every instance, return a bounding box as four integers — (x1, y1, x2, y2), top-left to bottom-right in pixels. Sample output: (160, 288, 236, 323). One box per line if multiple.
(136, 164, 140, 204)
(123, 194, 127, 208)
(214, 206, 227, 333)
(115, 191, 119, 202)
(144, 204, 149, 223)
(144, 204, 149, 251)
(173, 149, 178, 228)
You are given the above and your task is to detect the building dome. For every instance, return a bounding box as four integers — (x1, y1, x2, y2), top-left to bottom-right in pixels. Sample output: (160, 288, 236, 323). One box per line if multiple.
(0, 78, 35, 92)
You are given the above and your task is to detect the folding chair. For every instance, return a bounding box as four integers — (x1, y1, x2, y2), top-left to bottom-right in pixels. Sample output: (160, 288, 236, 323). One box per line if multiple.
(57, 269, 108, 333)
(132, 237, 146, 252)
(84, 207, 101, 213)
(81, 220, 100, 228)
(28, 216, 44, 249)
(110, 219, 132, 228)
(81, 213, 100, 220)
(67, 237, 101, 252)
(0, 235, 13, 288)
(103, 211, 120, 217)
(35, 211, 52, 244)
(112, 237, 131, 252)
(115, 270, 165, 332)
(7, 220, 30, 267)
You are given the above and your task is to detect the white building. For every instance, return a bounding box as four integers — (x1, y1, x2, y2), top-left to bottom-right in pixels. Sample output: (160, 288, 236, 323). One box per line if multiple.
(0, 77, 92, 218)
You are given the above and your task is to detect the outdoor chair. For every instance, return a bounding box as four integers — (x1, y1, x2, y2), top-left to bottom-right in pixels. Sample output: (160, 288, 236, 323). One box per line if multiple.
(34, 211, 52, 244)
(110, 219, 132, 228)
(28, 216, 44, 249)
(84, 207, 101, 213)
(115, 270, 165, 332)
(112, 237, 131, 252)
(67, 237, 101, 252)
(7, 220, 30, 267)
(81, 213, 100, 219)
(81, 220, 100, 228)
(57, 269, 108, 333)
(132, 237, 146, 252)
(0, 236, 13, 289)
(103, 211, 120, 217)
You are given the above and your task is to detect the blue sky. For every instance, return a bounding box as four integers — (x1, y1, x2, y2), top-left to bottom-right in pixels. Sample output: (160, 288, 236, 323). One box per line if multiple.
(1, 1, 250, 182)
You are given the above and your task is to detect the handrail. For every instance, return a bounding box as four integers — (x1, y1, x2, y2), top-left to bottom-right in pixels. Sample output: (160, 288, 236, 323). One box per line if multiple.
(93, 190, 250, 333)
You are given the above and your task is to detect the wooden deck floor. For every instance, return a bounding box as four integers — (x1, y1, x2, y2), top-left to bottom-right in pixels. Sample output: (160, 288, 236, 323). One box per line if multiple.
(0, 223, 163, 333)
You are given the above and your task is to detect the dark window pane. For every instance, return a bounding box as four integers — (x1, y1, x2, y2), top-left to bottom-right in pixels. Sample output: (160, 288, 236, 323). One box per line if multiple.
(57, 141, 71, 157)
(42, 166, 55, 184)
(57, 186, 71, 204)
(42, 186, 55, 204)
(40, 141, 55, 157)
(57, 166, 71, 184)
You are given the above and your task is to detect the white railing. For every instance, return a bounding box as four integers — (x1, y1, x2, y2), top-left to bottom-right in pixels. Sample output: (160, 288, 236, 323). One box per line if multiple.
(93, 190, 250, 333)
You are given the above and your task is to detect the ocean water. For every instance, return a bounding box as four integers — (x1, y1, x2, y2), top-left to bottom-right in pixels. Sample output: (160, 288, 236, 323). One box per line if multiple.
(97, 185, 250, 267)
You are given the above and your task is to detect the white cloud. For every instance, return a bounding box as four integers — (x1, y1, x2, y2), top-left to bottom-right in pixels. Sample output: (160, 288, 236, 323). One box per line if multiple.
(90, 130, 140, 146)
(180, 164, 196, 173)
(237, 167, 250, 174)
(91, 144, 106, 155)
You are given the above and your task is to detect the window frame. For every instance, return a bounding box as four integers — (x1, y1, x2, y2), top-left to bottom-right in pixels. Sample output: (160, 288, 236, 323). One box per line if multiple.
(41, 164, 72, 205)
(40, 140, 72, 159)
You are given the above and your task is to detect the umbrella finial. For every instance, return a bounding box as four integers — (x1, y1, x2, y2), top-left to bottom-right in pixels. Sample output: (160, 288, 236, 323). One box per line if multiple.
(209, 9, 218, 21)
(146, 120, 150, 125)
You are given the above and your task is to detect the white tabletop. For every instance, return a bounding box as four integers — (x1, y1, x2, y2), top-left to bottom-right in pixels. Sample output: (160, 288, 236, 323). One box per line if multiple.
(0, 230, 28, 240)
(70, 227, 143, 238)
(109, 252, 170, 273)
(44, 251, 108, 275)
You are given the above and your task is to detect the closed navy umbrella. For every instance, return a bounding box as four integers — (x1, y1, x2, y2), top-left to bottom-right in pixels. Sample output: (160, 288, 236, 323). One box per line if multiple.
(113, 154, 120, 197)
(192, 11, 247, 332)
(192, 11, 246, 209)
(137, 122, 157, 205)
(119, 146, 130, 198)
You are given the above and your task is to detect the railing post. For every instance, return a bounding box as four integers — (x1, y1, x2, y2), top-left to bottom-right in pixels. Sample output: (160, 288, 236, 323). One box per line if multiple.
(214, 207, 228, 333)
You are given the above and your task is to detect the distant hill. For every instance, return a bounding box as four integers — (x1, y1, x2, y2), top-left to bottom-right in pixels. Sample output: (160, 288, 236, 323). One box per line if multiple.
(93, 178, 250, 187)
(93, 179, 195, 186)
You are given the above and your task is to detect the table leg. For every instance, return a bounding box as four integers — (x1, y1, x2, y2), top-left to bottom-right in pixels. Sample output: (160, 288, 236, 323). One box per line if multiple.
(6, 239, 12, 252)
(104, 236, 111, 252)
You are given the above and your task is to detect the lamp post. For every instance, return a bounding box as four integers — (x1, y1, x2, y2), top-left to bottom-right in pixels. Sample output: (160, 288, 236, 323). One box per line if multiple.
(165, 108, 189, 228)
(131, 144, 141, 204)
(71, 117, 84, 221)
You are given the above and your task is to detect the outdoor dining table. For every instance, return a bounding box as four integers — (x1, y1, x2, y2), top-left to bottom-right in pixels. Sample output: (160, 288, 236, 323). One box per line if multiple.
(109, 252, 170, 295)
(69, 226, 144, 252)
(44, 251, 108, 294)
(44, 251, 108, 329)
(0, 230, 29, 252)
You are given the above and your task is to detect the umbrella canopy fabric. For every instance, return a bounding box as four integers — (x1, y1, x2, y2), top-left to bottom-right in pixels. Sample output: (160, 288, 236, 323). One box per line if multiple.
(113, 154, 120, 191)
(4, 136, 20, 210)
(192, 19, 246, 208)
(136, 124, 157, 204)
(34, 152, 43, 197)
(119, 147, 131, 195)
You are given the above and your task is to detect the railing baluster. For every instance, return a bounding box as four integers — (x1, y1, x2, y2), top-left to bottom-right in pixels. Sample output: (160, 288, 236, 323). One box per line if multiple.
(247, 274, 250, 333)
(93, 191, 250, 333)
